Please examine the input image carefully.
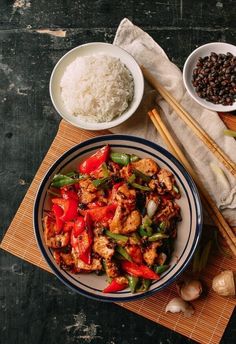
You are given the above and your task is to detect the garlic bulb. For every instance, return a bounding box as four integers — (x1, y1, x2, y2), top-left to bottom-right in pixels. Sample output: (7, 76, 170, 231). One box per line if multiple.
(177, 280, 203, 301)
(147, 199, 158, 218)
(165, 297, 194, 318)
(212, 270, 235, 297)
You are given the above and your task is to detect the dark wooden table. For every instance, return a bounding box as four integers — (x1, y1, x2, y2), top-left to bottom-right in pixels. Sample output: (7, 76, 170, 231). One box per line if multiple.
(1, 1, 235, 343)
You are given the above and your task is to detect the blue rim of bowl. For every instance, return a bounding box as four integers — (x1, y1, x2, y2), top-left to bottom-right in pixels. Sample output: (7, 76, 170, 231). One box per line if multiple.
(183, 42, 236, 112)
(49, 42, 144, 130)
(33, 134, 202, 302)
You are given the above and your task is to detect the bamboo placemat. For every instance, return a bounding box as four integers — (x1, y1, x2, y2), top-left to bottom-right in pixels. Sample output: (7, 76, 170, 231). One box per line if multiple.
(1, 119, 236, 344)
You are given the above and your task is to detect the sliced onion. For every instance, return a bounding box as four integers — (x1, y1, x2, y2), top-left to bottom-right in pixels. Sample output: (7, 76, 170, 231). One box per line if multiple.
(147, 199, 158, 218)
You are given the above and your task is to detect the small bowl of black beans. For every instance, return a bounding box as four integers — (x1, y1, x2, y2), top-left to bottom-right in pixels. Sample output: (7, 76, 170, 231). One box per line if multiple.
(183, 42, 236, 112)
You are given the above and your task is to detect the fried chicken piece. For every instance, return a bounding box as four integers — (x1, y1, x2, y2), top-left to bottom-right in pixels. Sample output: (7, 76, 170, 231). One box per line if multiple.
(44, 216, 70, 248)
(79, 178, 97, 204)
(93, 235, 115, 259)
(122, 210, 141, 234)
(115, 183, 136, 212)
(143, 242, 160, 266)
(132, 158, 159, 176)
(105, 259, 120, 278)
(109, 206, 141, 234)
(120, 164, 133, 180)
(155, 200, 180, 222)
(157, 168, 173, 191)
(73, 257, 102, 273)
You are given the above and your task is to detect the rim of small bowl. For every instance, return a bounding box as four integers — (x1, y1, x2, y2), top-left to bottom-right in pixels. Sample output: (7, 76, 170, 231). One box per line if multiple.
(183, 42, 236, 112)
(33, 134, 202, 302)
(49, 42, 144, 130)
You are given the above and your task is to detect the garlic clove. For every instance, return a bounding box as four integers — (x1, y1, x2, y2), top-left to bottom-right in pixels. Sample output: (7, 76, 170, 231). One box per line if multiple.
(147, 199, 158, 218)
(165, 297, 194, 318)
(212, 270, 235, 297)
(177, 280, 203, 301)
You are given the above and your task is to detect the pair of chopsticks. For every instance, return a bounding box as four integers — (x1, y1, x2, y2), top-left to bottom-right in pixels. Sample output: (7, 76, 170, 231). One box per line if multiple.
(142, 66, 236, 177)
(148, 108, 236, 256)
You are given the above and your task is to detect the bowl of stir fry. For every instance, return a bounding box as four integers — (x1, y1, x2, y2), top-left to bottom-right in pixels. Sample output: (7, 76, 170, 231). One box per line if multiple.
(34, 135, 202, 301)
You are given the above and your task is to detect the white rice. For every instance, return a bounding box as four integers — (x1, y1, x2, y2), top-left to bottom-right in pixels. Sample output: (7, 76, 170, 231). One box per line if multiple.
(60, 54, 134, 123)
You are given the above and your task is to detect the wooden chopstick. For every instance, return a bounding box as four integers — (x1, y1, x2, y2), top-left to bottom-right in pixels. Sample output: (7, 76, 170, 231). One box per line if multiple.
(142, 66, 236, 177)
(148, 108, 236, 256)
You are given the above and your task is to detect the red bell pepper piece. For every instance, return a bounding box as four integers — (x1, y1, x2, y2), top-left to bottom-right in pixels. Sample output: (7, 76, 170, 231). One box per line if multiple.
(78, 145, 110, 174)
(74, 216, 85, 237)
(71, 229, 91, 264)
(70, 213, 93, 265)
(121, 261, 160, 280)
(74, 183, 80, 191)
(84, 213, 93, 246)
(61, 187, 78, 201)
(128, 245, 143, 265)
(63, 221, 74, 232)
(85, 204, 117, 224)
(52, 204, 64, 234)
(79, 248, 91, 265)
(52, 198, 78, 222)
(103, 279, 127, 293)
(113, 182, 124, 190)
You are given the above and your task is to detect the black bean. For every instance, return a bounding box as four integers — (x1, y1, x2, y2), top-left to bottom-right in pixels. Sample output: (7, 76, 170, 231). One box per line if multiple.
(191, 51, 236, 106)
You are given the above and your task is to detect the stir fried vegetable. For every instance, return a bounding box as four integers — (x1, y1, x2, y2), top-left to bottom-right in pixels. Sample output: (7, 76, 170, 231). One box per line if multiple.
(43, 145, 181, 294)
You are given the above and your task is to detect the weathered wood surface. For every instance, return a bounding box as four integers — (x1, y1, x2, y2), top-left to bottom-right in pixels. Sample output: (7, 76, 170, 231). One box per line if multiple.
(1, 1, 235, 343)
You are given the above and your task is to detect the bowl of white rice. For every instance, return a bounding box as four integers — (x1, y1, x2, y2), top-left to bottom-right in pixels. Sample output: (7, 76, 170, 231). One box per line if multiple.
(50, 42, 144, 130)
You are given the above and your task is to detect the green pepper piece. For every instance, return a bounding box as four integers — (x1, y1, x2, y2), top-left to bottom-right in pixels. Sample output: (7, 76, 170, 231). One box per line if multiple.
(127, 174, 136, 184)
(130, 232, 141, 243)
(136, 278, 152, 292)
(146, 226, 153, 236)
(148, 233, 169, 241)
(105, 230, 129, 243)
(127, 275, 139, 293)
(116, 246, 132, 261)
(65, 171, 78, 178)
(102, 260, 112, 282)
(142, 279, 152, 291)
(131, 183, 151, 191)
(110, 152, 130, 166)
(101, 162, 109, 178)
(158, 221, 167, 233)
(143, 216, 152, 227)
(154, 264, 169, 274)
(139, 226, 148, 237)
(133, 169, 151, 182)
(102, 259, 107, 272)
(139, 225, 153, 237)
(130, 154, 140, 163)
(92, 177, 110, 188)
(51, 174, 79, 188)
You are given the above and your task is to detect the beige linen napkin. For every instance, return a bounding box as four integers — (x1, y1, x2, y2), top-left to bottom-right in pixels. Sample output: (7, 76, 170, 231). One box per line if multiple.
(111, 18, 236, 225)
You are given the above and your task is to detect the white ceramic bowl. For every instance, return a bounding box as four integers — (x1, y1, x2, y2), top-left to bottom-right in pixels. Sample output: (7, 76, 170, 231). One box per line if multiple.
(49, 42, 144, 130)
(183, 42, 236, 112)
(34, 135, 202, 302)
